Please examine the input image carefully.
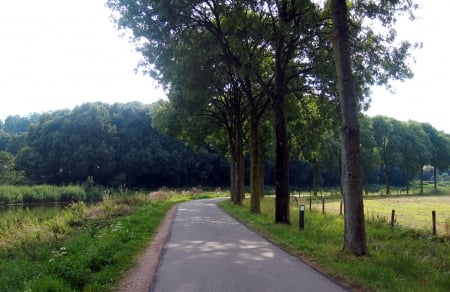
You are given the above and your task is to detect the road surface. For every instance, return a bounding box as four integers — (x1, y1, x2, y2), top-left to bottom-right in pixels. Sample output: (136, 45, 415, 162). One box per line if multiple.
(151, 198, 347, 292)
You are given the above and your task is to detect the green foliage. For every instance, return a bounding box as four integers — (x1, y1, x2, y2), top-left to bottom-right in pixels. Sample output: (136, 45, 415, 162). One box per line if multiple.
(11, 102, 229, 188)
(220, 198, 450, 291)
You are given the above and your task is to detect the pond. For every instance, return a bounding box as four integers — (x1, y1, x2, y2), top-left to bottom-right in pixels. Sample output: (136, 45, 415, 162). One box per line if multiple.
(0, 203, 66, 220)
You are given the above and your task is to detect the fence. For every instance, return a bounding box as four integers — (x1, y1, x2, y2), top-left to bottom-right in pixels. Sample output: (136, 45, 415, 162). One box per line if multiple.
(291, 195, 450, 237)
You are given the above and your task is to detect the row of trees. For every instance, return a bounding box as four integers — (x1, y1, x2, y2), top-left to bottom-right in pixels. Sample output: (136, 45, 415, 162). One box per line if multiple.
(108, 0, 425, 255)
(108, 0, 416, 215)
(2, 107, 448, 192)
(0, 102, 229, 188)
(108, 0, 420, 254)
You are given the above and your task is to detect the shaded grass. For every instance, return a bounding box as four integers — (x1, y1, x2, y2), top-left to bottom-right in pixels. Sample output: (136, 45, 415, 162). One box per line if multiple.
(220, 198, 450, 291)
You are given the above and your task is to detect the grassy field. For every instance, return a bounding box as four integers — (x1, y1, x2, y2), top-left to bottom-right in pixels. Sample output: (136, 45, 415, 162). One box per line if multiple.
(220, 196, 450, 291)
(302, 195, 450, 235)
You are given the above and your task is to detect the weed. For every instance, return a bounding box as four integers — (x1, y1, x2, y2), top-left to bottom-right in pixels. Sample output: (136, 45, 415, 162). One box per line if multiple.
(445, 218, 450, 236)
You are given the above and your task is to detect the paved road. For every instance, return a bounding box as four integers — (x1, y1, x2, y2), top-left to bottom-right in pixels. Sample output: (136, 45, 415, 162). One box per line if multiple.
(151, 199, 347, 292)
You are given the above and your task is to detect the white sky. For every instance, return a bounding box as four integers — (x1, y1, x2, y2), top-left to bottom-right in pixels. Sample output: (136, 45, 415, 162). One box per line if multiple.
(0, 1, 449, 133)
(0, 0, 166, 121)
(366, 0, 450, 133)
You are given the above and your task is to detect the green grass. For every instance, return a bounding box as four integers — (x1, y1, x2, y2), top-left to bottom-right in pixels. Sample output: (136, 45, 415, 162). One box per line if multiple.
(0, 191, 190, 291)
(0, 184, 87, 205)
(303, 195, 450, 235)
(219, 197, 450, 291)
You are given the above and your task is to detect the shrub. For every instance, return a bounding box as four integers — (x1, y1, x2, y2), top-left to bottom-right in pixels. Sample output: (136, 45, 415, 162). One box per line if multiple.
(148, 191, 170, 201)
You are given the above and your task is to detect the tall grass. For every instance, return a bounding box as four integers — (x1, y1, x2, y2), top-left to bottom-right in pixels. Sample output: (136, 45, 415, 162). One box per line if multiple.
(0, 185, 86, 205)
(220, 198, 450, 291)
(0, 190, 190, 291)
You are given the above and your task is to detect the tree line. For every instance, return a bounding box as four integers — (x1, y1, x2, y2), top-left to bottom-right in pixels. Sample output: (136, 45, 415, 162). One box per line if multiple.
(108, 0, 424, 254)
(2, 105, 448, 193)
(1, 0, 429, 255)
(0, 102, 229, 188)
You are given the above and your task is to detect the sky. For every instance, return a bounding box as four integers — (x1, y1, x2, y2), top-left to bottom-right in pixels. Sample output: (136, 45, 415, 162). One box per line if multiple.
(0, 1, 449, 133)
(0, 0, 166, 121)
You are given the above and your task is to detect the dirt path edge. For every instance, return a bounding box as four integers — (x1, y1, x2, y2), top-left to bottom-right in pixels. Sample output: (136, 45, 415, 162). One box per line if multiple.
(114, 204, 178, 292)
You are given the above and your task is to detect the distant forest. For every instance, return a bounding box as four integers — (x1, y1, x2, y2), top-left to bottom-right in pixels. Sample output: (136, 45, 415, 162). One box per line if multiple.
(1, 101, 450, 192)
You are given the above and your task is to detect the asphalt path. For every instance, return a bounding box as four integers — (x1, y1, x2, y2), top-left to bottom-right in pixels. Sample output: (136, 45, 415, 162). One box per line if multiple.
(151, 198, 348, 292)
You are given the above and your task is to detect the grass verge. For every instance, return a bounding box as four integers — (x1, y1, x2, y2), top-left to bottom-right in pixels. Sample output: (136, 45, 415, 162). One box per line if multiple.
(219, 198, 450, 291)
(0, 192, 189, 291)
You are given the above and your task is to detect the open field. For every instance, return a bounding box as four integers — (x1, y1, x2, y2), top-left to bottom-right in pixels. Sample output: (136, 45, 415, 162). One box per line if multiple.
(301, 195, 450, 236)
(220, 197, 450, 291)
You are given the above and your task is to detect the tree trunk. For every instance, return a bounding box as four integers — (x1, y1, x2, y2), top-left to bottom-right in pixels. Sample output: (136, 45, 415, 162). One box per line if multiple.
(363, 170, 369, 196)
(229, 107, 245, 205)
(385, 169, 390, 195)
(235, 123, 245, 204)
(250, 114, 262, 213)
(245, 76, 265, 214)
(312, 162, 318, 196)
(331, 0, 368, 256)
(406, 169, 409, 195)
(230, 157, 236, 202)
(433, 163, 437, 192)
(273, 93, 290, 224)
(420, 165, 424, 194)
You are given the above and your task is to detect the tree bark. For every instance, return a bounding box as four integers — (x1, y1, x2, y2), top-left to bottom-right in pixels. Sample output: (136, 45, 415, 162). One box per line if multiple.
(312, 162, 318, 196)
(250, 111, 262, 213)
(229, 103, 245, 205)
(235, 119, 245, 204)
(331, 0, 368, 256)
(433, 163, 438, 192)
(273, 93, 290, 224)
(385, 168, 390, 195)
(420, 165, 424, 194)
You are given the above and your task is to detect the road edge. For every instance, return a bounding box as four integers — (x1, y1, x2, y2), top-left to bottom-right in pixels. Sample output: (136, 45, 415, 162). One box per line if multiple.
(114, 203, 178, 292)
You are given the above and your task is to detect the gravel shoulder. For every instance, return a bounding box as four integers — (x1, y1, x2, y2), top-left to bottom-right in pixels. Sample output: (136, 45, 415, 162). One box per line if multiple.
(114, 204, 178, 292)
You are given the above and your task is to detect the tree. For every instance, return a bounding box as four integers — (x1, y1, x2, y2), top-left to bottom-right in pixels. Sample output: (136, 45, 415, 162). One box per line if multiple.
(397, 121, 431, 194)
(0, 151, 15, 184)
(331, 0, 367, 255)
(421, 123, 450, 192)
(372, 116, 402, 195)
(359, 115, 380, 195)
(108, 0, 418, 222)
(289, 95, 340, 195)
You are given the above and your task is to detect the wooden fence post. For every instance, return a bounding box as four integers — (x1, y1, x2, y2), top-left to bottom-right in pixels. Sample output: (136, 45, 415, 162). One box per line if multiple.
(391, 210, 395, 227)
(339, 200, 343, 216)
(432, 211, 436, 236)
(322, 199, 325, 214)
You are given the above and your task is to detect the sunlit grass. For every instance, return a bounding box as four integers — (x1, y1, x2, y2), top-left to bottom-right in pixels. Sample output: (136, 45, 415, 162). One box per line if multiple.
(0, 190, 194, 291)
(302, 195, 450, 235)
(220, 197, 450, 291)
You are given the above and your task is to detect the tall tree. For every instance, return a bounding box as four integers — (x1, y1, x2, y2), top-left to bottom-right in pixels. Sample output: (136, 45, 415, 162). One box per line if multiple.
(421, 123, 450, 192)
(289, 95, 340, 196)
(331, 0, 367, 255)
(359, 115, 380, 195)
(372, 116, 402, 195)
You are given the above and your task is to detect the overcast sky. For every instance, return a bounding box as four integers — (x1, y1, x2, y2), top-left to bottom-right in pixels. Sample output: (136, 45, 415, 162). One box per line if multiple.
(0, 0, 166, 121)
(1, 1, 449, 133)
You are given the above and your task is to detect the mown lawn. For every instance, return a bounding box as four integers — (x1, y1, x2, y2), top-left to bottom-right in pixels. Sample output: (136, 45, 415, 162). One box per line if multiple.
(219, 196, 450, 291)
